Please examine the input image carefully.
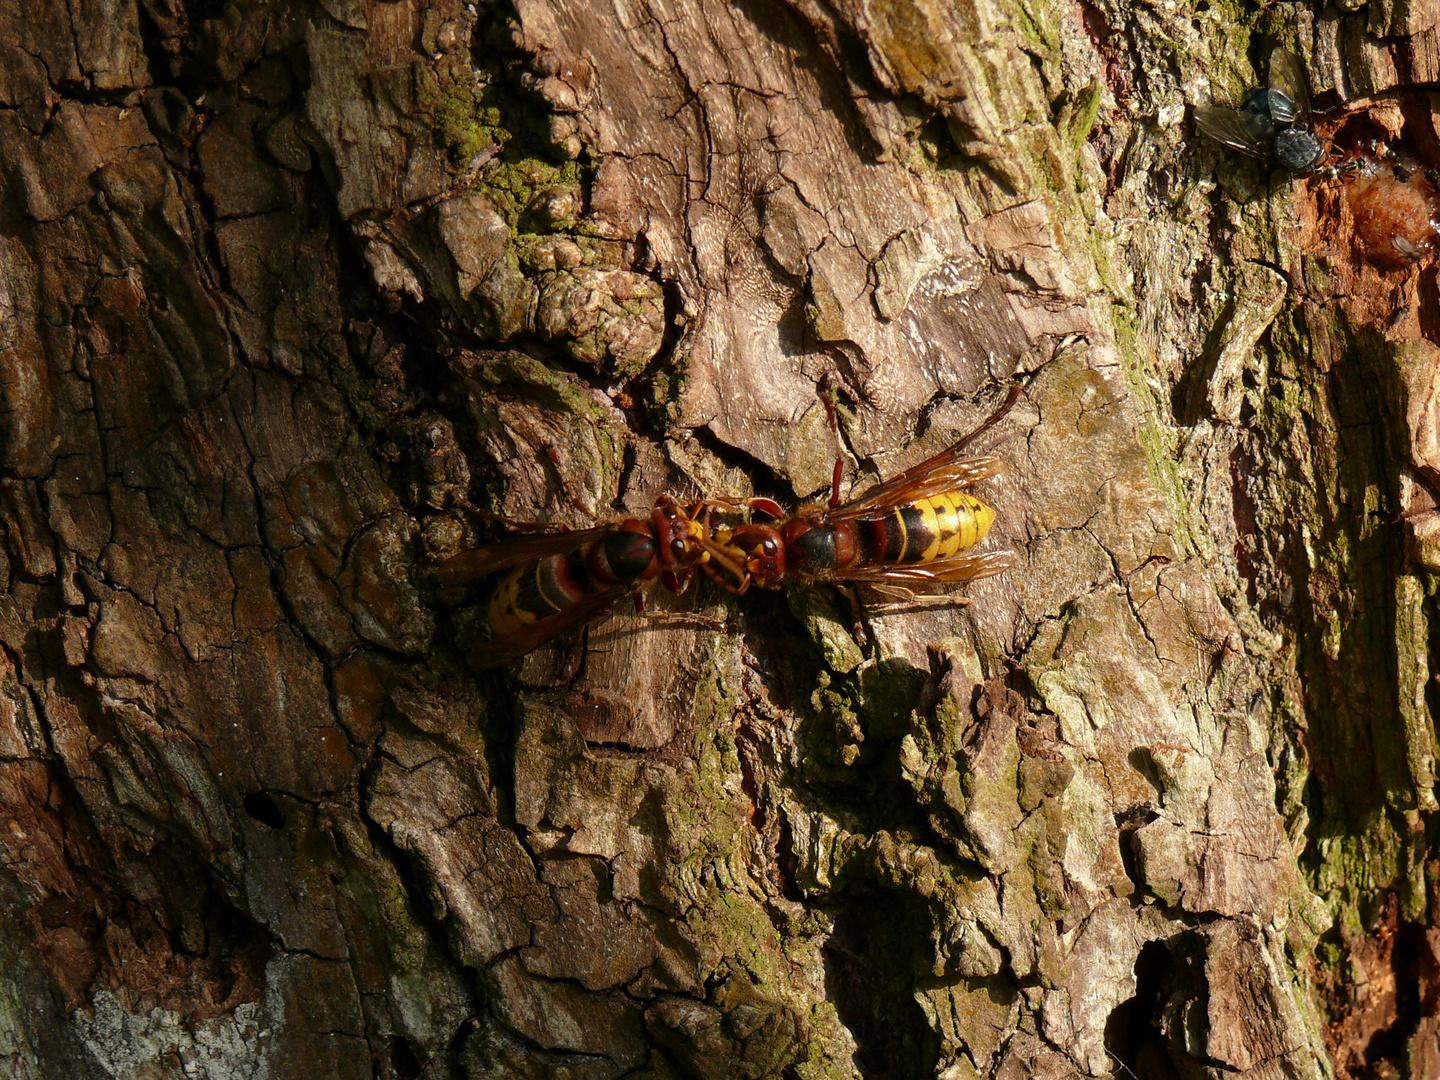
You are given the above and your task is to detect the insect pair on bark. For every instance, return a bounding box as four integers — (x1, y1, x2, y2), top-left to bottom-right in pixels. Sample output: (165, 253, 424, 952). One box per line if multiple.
(433, 386, 1022, 668)
(1196, 45, 1440, 268)
(1195, 46, 1324, 175)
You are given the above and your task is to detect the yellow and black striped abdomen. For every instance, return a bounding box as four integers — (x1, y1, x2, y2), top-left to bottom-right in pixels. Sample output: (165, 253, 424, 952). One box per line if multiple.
(486, 555, 585, 637)
(865, 491, 997, 565)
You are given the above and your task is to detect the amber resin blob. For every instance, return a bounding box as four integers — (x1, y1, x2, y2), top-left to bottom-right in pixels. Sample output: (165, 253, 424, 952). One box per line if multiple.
(1323, 110, 1440, 272)
(1343, 154, 1439, 270)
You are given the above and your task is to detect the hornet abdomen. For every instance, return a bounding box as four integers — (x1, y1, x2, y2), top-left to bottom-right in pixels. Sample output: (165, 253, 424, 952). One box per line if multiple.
(486, 553, 585, 639)
(863, 491, 997, 565)
(484, 526, 661, 637)
(782, 490, 998, 580)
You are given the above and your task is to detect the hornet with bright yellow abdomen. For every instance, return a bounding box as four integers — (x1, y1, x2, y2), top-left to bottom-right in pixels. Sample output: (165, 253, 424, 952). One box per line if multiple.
(698, 392, 1018, 595)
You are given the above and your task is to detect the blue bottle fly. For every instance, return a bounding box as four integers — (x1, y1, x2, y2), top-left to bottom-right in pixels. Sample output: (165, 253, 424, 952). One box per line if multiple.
(1196, 47, 1324, 173)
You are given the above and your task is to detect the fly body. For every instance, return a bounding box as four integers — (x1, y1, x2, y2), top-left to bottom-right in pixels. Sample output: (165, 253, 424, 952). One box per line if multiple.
(1195, 46, 1324, 174)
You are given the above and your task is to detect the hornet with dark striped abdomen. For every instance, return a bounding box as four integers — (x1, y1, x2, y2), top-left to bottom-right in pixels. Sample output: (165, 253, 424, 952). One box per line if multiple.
(433, 497, 713, 667)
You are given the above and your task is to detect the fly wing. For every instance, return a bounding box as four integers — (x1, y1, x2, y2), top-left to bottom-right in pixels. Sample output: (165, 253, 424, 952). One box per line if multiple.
(433, 523, 614, 585)
(811, 549, 1018, 585)
(1267, 47, 1311, 125)
(1194, 105, 1273, 157)
(825, 455, 1004, 523)
(469, 584, 628, 667)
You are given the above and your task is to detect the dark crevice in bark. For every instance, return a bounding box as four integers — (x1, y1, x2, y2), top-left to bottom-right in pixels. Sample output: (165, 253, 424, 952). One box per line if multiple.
(241, 790, 284, 829)
(1103, 935, 1214, 1079)
(823, 895, 943, 1078)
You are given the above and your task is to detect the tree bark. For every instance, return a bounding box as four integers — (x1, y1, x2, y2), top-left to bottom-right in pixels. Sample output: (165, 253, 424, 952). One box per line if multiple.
(0, 0, 1433, 1077)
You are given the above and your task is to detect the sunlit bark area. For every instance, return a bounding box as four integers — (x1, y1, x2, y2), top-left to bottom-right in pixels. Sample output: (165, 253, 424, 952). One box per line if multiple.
(0, 0, 1436, 1077)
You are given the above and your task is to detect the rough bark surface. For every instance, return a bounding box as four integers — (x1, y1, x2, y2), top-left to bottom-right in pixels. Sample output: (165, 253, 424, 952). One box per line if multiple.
(1, 0, 1437, 1078)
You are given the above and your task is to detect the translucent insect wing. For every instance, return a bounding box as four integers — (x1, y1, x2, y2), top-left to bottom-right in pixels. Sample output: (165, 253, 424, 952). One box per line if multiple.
(909, 549, 1018, 583)
(1194, 105, 1274, 158)
(432, 523, 617, 585)
(826, 549, 1017, 585)
(470, 584, 627, 667)
(1267, 48, 1311, 125)
(825, 456, 1005, 523)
